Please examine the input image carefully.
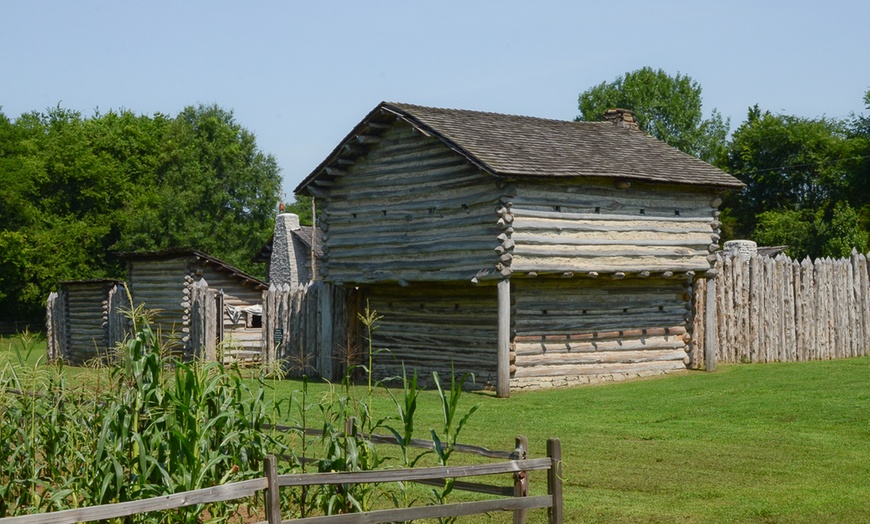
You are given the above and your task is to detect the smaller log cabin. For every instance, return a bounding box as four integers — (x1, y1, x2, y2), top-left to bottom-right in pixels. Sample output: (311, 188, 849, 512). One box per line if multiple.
(295, 102, 744, 395)
(46, 279, 127, 365)
(118, 249, 268, 360)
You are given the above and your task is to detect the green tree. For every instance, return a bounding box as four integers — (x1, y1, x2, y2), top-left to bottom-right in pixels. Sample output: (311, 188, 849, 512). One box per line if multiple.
(722, 100, 870, 259)
(752, 208, 815, 259)
(818, 201, 869, 258)
(724, 106, 855, 240)
(114, 104, 281, 272)
(847, 89, 870, 231)
(0, 104, 281, 323)
(577, 67, 729, 162)
(0, 111, 40, 232)
(752, 203, 868, 260)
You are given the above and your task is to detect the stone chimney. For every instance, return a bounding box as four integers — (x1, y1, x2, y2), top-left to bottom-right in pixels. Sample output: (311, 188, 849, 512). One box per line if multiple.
(603, 108, 640, 131)
(269, 213, 308, 288)
(722, 240, 758, 259)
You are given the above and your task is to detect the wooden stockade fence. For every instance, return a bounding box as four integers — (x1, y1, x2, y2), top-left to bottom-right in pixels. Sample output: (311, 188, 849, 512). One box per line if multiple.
(0, 435, 563, 524)
(262, 281, 360, 381)
(189, 278, 223, 361)
(692, 250, 870, 365)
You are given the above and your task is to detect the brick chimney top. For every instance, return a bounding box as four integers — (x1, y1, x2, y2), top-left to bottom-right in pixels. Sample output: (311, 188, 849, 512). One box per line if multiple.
(603, 108, 639, 131)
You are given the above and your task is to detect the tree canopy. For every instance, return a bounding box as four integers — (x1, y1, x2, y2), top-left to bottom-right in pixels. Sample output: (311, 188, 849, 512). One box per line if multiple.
(722, 103, 869, 259)
(577, 67, 729, 163)
(0, 105, 281, 323)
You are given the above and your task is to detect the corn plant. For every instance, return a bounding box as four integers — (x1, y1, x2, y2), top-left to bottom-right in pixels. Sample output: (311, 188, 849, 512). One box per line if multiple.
(0, 321, 296, 523)
(429, 370, 480, 521)
(385, 367, 425, 468)
(0, 303, 483, 522)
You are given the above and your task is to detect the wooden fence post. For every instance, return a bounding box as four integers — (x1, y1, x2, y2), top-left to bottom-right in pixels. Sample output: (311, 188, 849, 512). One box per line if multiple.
(547, 438, 563, 524)
(345, 416, 357, 437)
(513, 435, 529, 524)
(264, 455, 280, 524)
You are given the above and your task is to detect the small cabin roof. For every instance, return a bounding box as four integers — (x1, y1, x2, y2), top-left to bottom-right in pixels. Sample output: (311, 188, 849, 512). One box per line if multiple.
(757, 245, 789, 258)
(296, 101, 744, 195)
(59, 278, 125, 286)
(117, 248, 267, 290)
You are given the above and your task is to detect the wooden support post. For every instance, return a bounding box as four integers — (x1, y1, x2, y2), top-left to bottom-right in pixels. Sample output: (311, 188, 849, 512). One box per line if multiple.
(513, 435, 529, 524)
(705, 276, 717, 372)
(264, 455, 281, 524)
(320, 286, 334, 381)
(547, 438, 563, 524)
(497, 278, 511, 398)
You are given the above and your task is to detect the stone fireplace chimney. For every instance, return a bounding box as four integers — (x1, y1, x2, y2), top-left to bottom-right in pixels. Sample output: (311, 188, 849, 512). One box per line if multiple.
(269, 213, 307, 288)
(603, 108, 640, 131)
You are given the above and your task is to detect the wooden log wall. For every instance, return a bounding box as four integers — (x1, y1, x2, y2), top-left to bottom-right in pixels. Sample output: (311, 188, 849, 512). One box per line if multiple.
(508, 179, 721, 276)
(511, 277, 692, 389)
(318, 123, 504, 285)
(262, 282, 357, 380)
(694, 251, 870, 364)
(127, 257, 190, 353)
(362, 282, 499, 388)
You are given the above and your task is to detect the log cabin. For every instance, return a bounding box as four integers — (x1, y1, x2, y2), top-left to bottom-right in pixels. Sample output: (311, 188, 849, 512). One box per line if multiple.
(294, 102, 744, 395)
(117, 249, 268, 361)
(46, 279, 127, 365)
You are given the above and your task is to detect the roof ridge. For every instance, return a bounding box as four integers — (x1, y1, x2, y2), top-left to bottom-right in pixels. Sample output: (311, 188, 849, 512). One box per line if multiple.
(385, 101, 607, 127)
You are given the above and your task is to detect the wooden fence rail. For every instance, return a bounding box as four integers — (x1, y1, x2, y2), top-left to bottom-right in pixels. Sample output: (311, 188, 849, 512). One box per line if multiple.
(0, 478, 269, 524)
(265, 422, 533, 522)
(692, 250, 870, 365)
(0, 438, 562, 524)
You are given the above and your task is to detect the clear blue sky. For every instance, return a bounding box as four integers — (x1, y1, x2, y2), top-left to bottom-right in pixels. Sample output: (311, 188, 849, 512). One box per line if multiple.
(3, 1, 869, 201)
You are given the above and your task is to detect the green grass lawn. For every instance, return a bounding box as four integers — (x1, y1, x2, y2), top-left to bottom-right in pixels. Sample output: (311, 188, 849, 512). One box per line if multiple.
(261, 360, 870, 524)
(4, 333, 870, 523)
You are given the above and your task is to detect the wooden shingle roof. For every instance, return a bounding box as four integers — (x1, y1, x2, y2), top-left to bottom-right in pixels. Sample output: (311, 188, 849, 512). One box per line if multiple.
(117, 249, 267, 290)
(296, 102, 744, 194)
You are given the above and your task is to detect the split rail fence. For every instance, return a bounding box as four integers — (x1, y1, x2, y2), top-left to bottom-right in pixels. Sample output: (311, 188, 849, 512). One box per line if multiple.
(0, 434, 563, 524)
(692, 250, 870, 365)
